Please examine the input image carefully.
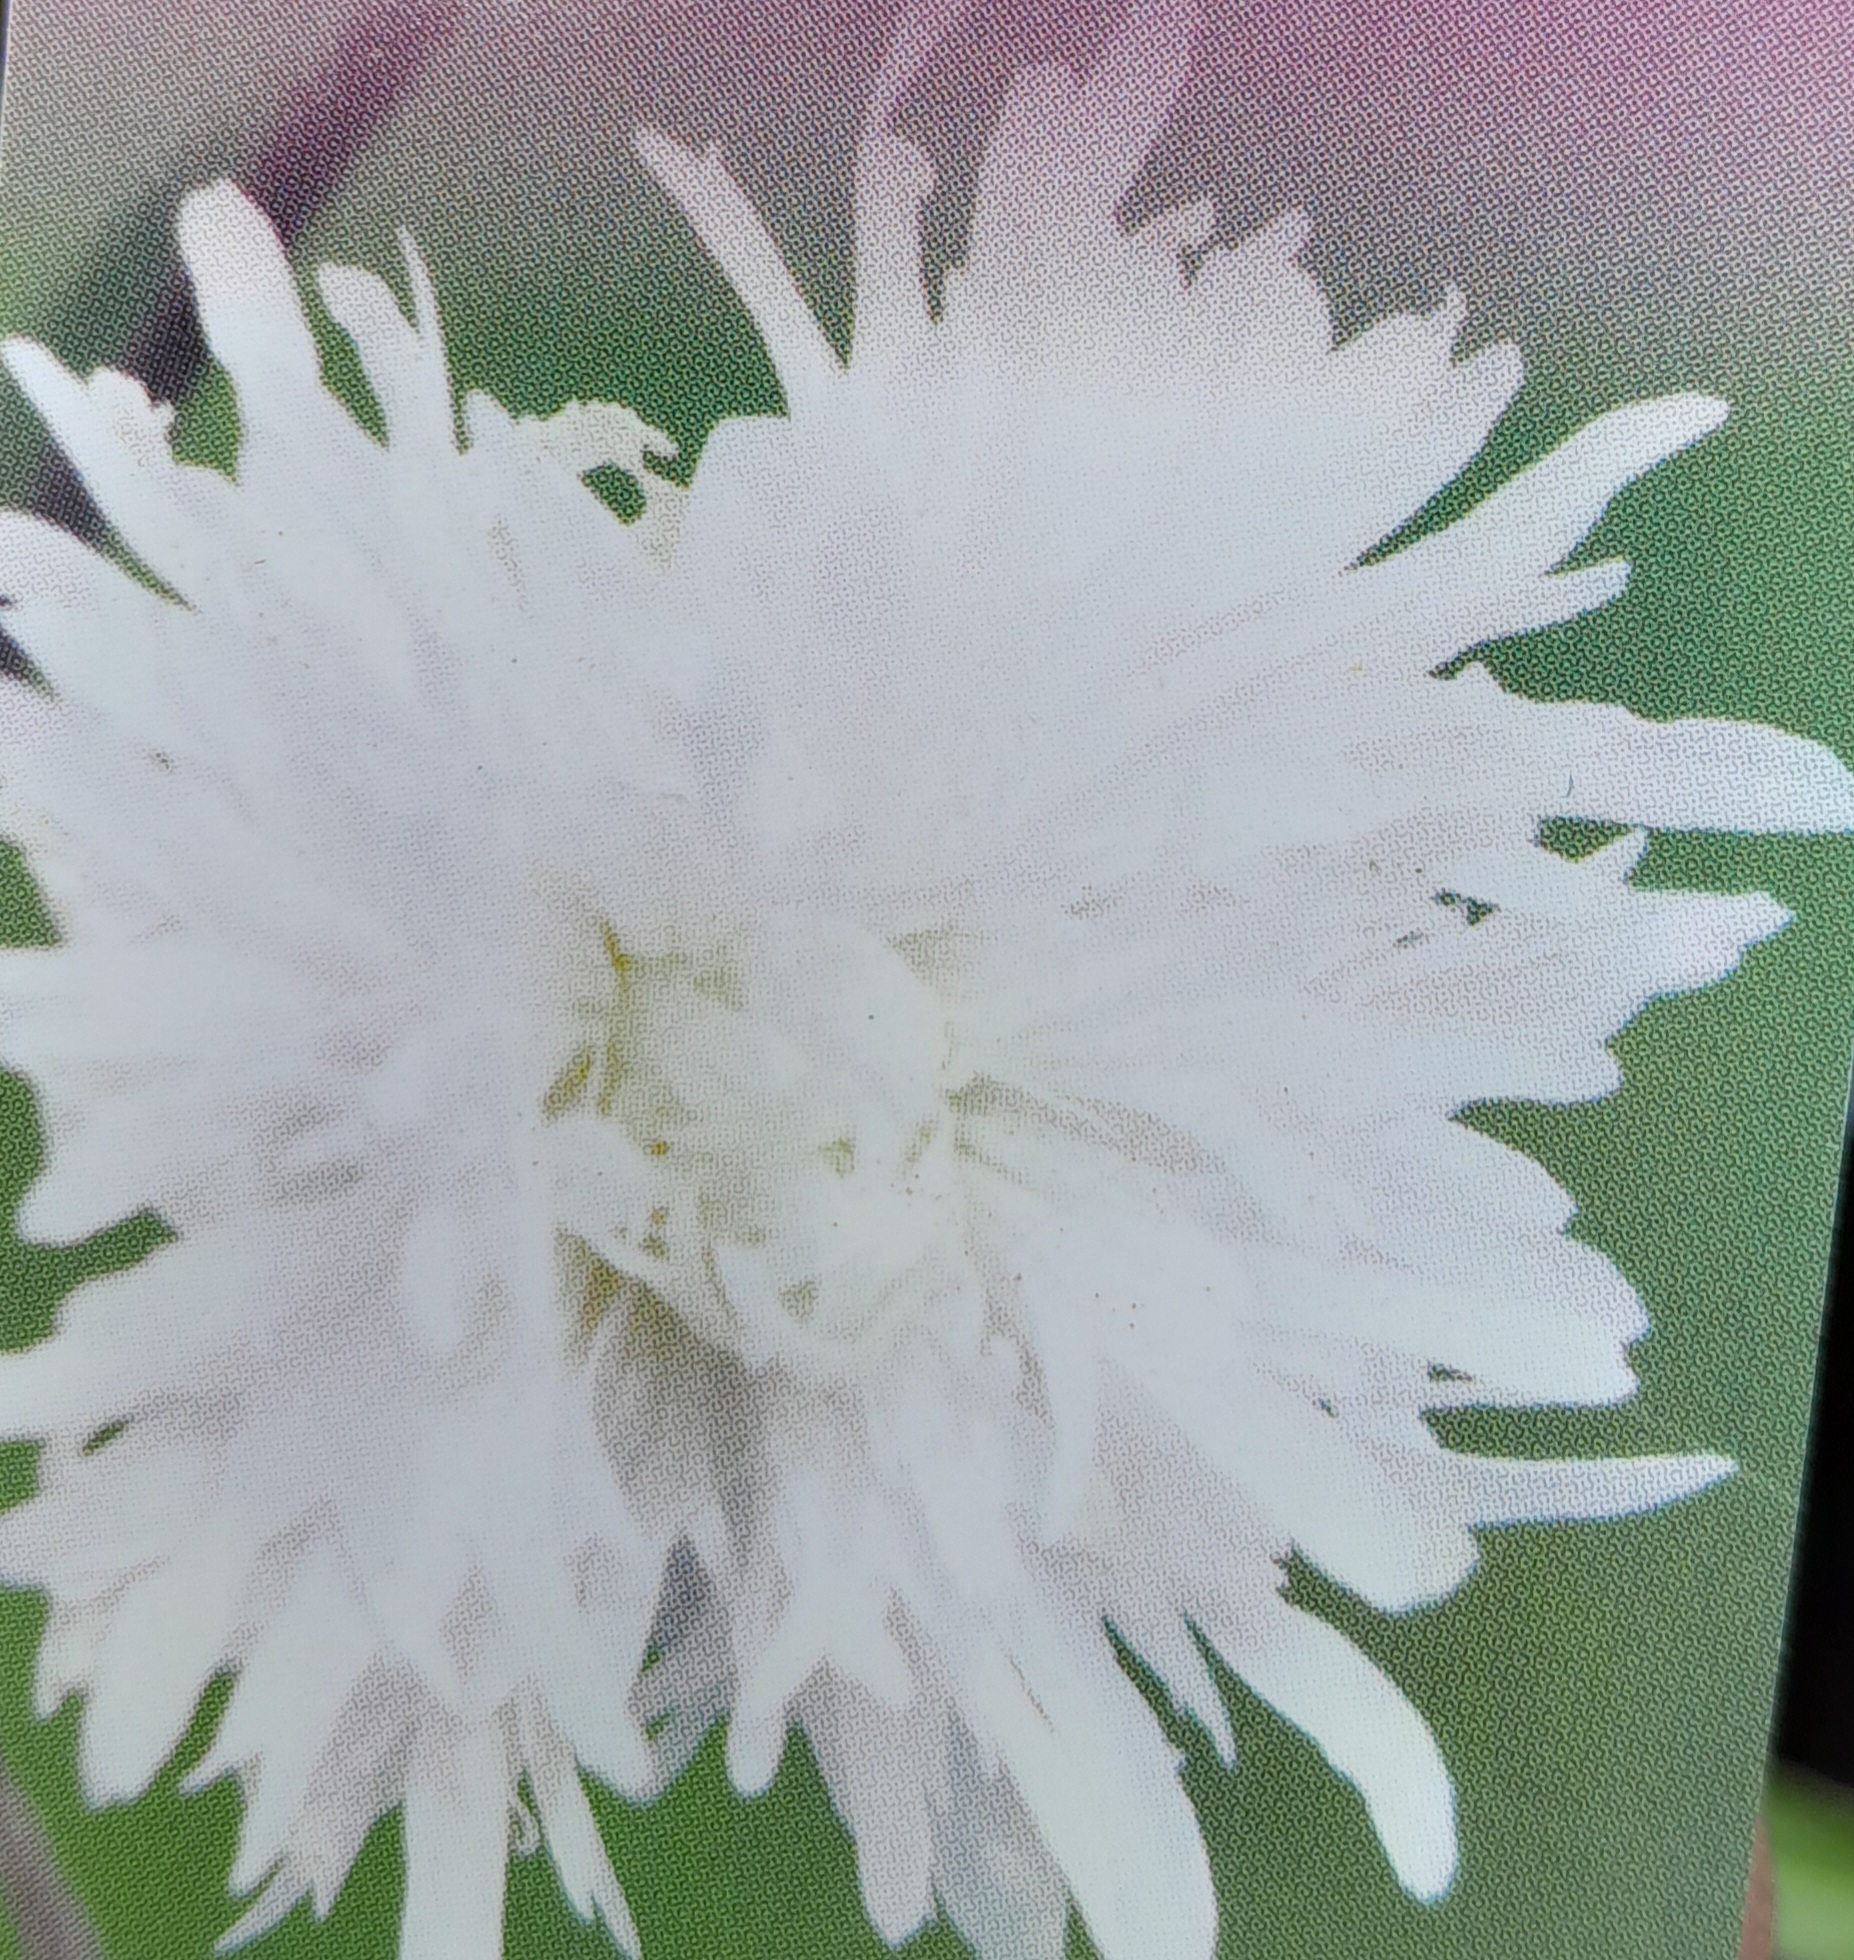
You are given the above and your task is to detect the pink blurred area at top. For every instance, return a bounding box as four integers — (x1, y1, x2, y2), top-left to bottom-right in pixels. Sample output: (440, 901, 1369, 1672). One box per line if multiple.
(353, 0, 1854, 385)
(1, 0, 1851, 390)
(1160, 0, 1854, 357)
(836, 0, 1854, 376)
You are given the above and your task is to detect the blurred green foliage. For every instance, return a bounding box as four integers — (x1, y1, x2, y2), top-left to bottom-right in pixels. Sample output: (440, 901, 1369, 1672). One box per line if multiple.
(1769, 1771, 1854, 1960)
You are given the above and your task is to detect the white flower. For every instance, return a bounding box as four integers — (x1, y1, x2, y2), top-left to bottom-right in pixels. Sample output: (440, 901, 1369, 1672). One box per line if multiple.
(0, 4, 1847, 1958)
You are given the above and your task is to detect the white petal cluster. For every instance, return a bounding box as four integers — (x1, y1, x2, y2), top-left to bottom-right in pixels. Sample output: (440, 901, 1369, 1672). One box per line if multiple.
(0, 5, 1847, 1958)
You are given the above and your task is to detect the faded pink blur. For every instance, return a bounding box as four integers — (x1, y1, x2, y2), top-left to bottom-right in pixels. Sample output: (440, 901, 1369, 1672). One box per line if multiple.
(416, 0, 1854, 382)
(1, 0, 1850, 387)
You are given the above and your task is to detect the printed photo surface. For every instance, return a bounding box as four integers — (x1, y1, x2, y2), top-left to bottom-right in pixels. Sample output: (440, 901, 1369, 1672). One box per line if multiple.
(0, 5, 1849, 1958)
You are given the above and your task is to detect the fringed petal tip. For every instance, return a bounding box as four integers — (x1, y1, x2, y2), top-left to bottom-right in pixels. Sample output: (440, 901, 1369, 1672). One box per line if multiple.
(175, 178, 269, 247)
(173, 179, 297, 319)
(0, 334, 57, 400)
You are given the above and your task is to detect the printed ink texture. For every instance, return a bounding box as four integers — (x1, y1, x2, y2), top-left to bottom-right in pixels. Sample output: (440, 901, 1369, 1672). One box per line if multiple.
(0, 4, 1850, 1958)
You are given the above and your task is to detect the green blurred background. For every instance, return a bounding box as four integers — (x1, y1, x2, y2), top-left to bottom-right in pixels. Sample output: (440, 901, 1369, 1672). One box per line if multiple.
(0, 4, 1851, 1958)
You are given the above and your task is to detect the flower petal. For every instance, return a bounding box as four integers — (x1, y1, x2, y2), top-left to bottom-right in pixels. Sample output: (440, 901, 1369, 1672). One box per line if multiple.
(1211, 1598, 1458, 1901)
(399, 1717, 512, 1960)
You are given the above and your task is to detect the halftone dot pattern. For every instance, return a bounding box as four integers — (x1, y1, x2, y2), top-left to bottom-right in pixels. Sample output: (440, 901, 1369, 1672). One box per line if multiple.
(0, 6, 1848, 1960)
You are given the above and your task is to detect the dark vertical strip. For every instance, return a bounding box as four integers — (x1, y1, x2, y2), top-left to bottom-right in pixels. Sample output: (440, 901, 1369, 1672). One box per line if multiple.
(1778, 1084, 1854, 1788)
